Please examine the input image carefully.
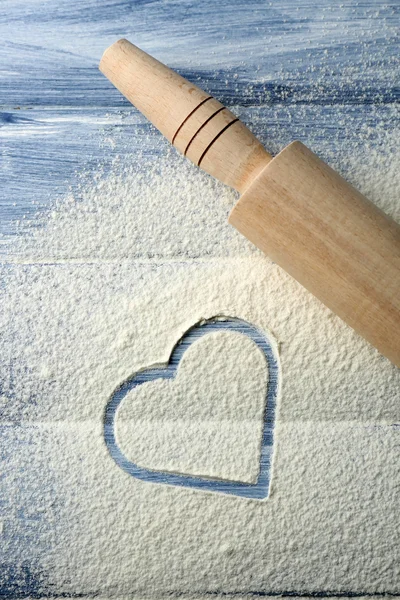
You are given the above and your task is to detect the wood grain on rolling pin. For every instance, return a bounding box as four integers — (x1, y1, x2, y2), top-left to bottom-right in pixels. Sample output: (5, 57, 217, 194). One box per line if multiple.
(99, 39, 272, 193)
(229, 141, 400, 367)
(100, 39, 400, 367)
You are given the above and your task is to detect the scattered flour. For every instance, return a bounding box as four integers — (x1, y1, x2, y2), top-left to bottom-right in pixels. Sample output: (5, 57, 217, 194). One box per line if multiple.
(1, 112, 400, 596)
(10, 153, 248, 262)
(116, 331, 268, 484)
(9, 118, 400, 263)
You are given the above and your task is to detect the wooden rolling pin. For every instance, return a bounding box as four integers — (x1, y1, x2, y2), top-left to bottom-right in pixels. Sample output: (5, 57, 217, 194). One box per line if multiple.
(100, 39, 400, 367)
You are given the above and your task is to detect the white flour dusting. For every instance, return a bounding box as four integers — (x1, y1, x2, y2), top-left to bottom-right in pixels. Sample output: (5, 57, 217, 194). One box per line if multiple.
(116, 331, 268, 484)
(9, 119, 400, 263)
(1, 120, 400, 597)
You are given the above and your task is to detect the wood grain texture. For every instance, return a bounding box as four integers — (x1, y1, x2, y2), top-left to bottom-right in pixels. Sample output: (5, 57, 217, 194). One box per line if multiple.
(98, 38, 400, 363)
(99, 39, 272, 191)
(0, 2, 399, 594)
(230, 141, 400, 366)
(1, 0, 399, 107)
(1, 0, 399, 251)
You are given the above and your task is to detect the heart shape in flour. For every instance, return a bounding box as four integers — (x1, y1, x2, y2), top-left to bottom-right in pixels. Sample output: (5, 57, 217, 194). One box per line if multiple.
(104, 318, 279, 499)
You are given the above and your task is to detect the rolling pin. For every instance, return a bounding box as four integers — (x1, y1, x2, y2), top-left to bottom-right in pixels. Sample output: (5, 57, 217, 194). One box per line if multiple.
(99, 39, 400, 367)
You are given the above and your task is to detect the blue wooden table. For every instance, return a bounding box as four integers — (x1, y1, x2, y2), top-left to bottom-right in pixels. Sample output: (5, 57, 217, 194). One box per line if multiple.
(1, 0, 399, 247)
(1, 1, 399, 597)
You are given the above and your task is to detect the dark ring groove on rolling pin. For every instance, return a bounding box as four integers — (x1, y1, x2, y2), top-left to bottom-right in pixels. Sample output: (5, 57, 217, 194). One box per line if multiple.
(184, 106, 226, 156)
(197, 118, 239, 167)
(171, 96, 212, 145)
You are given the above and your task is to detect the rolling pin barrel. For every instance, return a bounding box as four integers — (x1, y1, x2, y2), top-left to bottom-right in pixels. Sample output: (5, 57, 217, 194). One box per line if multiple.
(100, 39, 400, 367)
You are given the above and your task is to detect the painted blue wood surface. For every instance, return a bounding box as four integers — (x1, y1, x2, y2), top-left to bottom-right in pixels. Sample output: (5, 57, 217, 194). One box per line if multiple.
(1, 0, 399, 250)
(1, 0, 399, 597)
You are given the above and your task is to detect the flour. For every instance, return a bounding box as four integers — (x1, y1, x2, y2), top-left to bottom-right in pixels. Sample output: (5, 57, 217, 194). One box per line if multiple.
(1, 114, 400, 596)
(11, 153, 248, 262)
(116, 331, 268, 484)
(10, 112, 400, 263)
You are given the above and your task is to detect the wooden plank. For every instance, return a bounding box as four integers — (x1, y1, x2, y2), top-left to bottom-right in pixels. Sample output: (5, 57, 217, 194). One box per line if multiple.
(0, 0, 398, 108)
(1, 0, 398, 250)
(1, 103, 399, 252)
(1, 1, 399, 597)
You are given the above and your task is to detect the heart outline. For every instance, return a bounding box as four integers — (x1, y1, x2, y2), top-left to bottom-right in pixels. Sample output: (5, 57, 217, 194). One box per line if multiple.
(104, 317, 279, 499)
